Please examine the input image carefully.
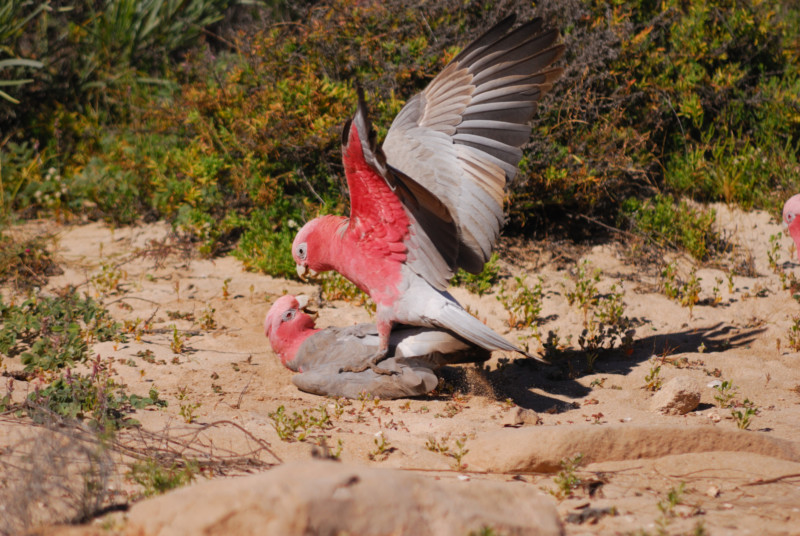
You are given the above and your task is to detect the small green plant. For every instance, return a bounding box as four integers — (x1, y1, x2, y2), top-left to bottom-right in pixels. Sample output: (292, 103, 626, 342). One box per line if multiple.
(320, 272, 376, 314)
(541, 330, 569, 361)
(199, 305, 217, 330)
(711, 276, 723, 306)
(222, 277, 232, 299)
(731, 399, 758, 430)
(549, 453, 584, 499)
(268, 405, 332, 442)
(567, 263, 634, 369)
(170, 325, 186, 354)
(426, 433, 470, 470)
(368, 431, 394, 461)
(91, 262, 126, 296)
(767, 233, 783, 272)
(566, 260, 601, 323)
(644, 359, 663, 392)
(128, 458, 198, 498)
(451, 252, 500, 297)
(0, 231, 59, 290)
(680, 269, 702, 318)
(661, 263, 703, 318)
(713, 380, 738, 408)
(26, 358, 166, 431)
(0, 290, 125, 372)
(788, 317, 800, 351)
(655, 482, 686, 533)
(497, 274, 543, 329)
(176, 386, 201, 424)
(662, 262, 680, 300)
(620, 194, 722, 260)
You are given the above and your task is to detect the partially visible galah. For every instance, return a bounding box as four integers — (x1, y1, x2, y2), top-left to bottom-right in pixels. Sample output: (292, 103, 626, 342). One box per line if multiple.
(783, 194, 800, 261)
(264, 295, 489, 399)
(292, 15, 563, 368)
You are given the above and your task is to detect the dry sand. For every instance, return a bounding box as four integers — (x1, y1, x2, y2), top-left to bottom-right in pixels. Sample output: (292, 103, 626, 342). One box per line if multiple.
(2, 203, 800, 535)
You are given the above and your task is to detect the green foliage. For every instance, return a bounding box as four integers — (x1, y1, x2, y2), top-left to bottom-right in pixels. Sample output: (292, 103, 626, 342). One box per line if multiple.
(655, 482, 686, 533)
(567, 261, 634, 369)
(620, 195, 723, 260)
(0, 290, 125, 372)
(713, 380, 738, 408)
(26, 360, 167, 431)
(497, 275, 543, 329)
(732, 399, 758, 430)
(0, 230, 60, 289)
(788, 317, 800, 352)
(268, 404, 332, 442)
(2, 0, 799, 271)
(549, 453, 584, 500)
(368, 431, 394, 461)
(0, 0, 232, 124)
(643, 359, 663, 392)
(452, 253, 500, 297)
(425, 433, 470, 471)
(128, 458, 197, 497)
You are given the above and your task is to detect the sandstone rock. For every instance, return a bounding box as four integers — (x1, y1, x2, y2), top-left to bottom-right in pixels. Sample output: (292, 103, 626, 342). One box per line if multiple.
(502, 407, 542, 427)
(126, 460, 563, 536)
(649, 376, 701, 415)
(464, 425, 800, 473)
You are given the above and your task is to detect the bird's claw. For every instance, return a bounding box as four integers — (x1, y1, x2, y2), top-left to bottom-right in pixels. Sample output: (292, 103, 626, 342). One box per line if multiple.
(339, 362, 397, 376)
(338, 351, 396, 375)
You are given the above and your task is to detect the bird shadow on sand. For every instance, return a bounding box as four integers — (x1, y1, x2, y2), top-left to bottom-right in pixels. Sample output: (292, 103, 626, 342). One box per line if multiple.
(443, 322, 767, 413)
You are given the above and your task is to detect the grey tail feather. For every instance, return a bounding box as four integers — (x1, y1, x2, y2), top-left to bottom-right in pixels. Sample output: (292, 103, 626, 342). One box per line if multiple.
(434, 303, 548, 363)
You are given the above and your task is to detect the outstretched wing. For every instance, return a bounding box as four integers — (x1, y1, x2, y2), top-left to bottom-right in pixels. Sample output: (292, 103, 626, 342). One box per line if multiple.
(342, 90, 459, 285)
(383, 15, 564, 282)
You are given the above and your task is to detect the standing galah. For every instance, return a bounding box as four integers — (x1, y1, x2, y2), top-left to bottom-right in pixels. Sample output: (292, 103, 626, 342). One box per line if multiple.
(784, 194, 800, 261)
(292, 15, 564, 369)
(264, 295, 489, 399)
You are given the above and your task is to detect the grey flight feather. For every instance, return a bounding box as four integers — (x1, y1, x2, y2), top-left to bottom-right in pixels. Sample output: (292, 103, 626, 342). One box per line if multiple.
(381, 15, 565, 283)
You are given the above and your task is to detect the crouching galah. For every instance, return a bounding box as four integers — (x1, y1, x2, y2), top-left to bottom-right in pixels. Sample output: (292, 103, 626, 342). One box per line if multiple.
(264, 295, 489, 399)
(292, 14, 564, 369)
(784, 194, 800, 261)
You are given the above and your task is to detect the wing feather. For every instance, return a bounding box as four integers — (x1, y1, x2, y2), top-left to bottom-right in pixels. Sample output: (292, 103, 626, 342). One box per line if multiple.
(382, 15, 564, 284)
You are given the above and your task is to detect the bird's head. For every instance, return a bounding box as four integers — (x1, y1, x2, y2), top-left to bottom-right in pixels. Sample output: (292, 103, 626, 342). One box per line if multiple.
(264, 294, 319, 366)
(292, 216, 344, 280)
(783, 194, 800, 261)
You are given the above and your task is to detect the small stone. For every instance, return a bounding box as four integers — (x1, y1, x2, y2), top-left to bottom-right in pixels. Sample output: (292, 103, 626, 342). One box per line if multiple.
(502, 407, 542, 427)
(706, 485, 720, 498)
(708, 413, 721, 423)
(649, 377, 701, 415)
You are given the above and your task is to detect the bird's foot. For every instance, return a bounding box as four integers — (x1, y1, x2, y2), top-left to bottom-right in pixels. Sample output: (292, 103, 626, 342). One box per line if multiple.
(339, 352, 396, 375)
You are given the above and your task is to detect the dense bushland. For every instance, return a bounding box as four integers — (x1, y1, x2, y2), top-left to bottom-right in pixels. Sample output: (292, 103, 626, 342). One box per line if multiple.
(1, 0, 799, 273)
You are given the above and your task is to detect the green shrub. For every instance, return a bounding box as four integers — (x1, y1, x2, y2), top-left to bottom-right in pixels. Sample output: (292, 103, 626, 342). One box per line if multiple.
(0, 291, 124, 372)
(620, 194, 724, 260)
(2, 0, 799, 273)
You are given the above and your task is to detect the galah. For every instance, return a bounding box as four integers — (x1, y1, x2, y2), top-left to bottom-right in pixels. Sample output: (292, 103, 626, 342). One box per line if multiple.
(264, 294, 489, 398)
(783, 194, 800, 261)
(292, 15, 564, 369)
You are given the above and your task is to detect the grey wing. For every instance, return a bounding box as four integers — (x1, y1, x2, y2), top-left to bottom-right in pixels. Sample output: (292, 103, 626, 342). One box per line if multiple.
(383, 15, 564, 283)
(290, 324, 377, 373)
(292, 360, 439, 399)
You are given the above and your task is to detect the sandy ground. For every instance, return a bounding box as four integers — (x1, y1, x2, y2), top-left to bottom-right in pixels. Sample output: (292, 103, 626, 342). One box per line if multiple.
(2, 203, 800, 535)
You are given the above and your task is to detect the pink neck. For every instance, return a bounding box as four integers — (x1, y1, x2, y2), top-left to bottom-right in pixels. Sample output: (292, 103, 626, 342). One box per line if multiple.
(275, 327, 319, 367)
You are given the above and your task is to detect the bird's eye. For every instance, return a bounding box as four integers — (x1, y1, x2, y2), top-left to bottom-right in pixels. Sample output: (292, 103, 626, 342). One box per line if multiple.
(281, 309, 296, 322)
(788, 213, 796, 225)
(296, 242, 308, 261)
